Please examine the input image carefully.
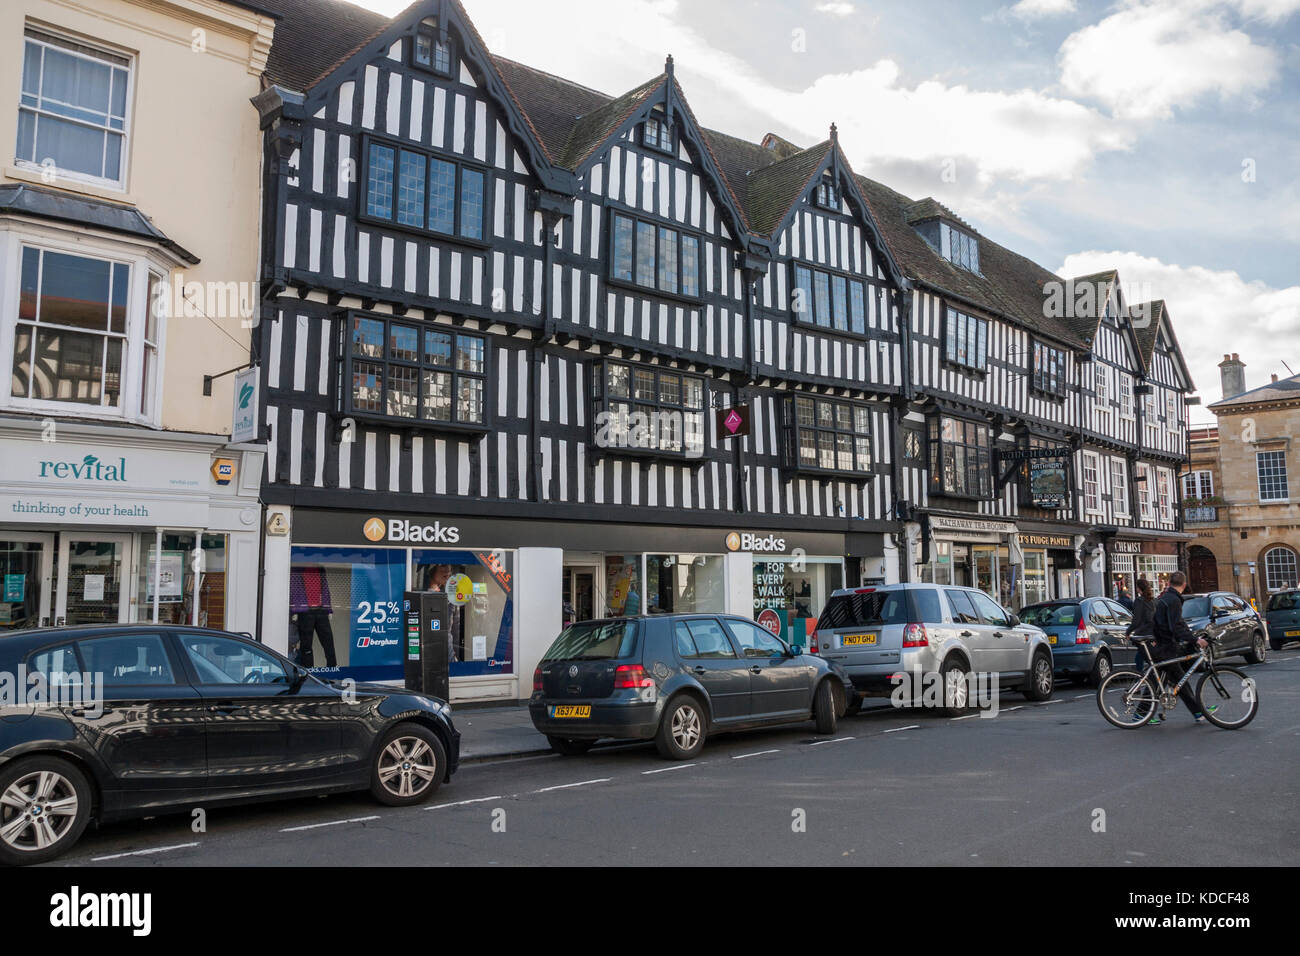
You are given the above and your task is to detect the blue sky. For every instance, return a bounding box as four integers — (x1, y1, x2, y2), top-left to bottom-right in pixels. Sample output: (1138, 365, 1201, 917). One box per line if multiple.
(356, 0, 1300, 422)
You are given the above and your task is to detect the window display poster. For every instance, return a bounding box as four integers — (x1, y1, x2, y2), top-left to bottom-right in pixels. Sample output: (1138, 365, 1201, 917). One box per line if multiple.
(4, 574, 23, 602)
(84, 574, 105, 601)
(349, 558, 408, 673)
(147, 552, 185, 603)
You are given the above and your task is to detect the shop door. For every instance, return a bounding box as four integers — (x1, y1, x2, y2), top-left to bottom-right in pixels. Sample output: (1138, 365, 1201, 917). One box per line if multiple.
(562, 567, 598, 625)
(0, 533, 54, 630)
(57, 534, 131, 626)
(972, 547, 999, 600)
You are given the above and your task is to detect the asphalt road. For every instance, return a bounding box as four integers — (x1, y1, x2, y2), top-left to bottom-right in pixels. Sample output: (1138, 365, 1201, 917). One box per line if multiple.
(47, 648, 1300, 867)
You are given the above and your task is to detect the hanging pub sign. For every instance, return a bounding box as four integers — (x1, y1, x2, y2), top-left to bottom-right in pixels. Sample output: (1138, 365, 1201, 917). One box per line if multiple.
(715, 403, 751, 440)
(1028, 455, 1070, 509)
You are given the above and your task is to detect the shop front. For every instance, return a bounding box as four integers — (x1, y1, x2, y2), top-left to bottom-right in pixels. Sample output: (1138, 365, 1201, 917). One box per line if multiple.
(265, 509, 866, 702)
(914, 514, 1020, 607)
(1016, 529, 1085, 605)
(1107, 535, 1189, 601)
(0, 419, 263, 634)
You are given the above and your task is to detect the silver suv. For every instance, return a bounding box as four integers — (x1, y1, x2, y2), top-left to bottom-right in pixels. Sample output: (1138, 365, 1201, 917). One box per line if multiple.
(813, 584, 1055, 716)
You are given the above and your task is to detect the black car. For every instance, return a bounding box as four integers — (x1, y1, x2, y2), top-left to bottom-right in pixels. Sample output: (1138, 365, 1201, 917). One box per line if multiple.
(1180, 592, 1268, 664)
(1265, 589, 1300, 650)
(0, 625, 459, 865)
(529, 614, 852, 760)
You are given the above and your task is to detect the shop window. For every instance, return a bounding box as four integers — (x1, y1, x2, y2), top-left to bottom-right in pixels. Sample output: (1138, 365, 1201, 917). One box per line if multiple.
(0, 539, 45, 630)
(752, 555, 843, 647)
(342, 313, 488, 431)
(363, 138, 485, 241)
(646, 554, 725, 614)
(609, 211, 701, 298)
(915, 540, 953, 586)
(928, 414, 993, 499)
(289, 547, 407, 678)
(133, 532, 227, 627)
(605, 555, 642, 616)
(590, 359, 706, 460)
(790, 263, 867, 333)
(413, 549, 514, 677)
(781, 394, 871, 477)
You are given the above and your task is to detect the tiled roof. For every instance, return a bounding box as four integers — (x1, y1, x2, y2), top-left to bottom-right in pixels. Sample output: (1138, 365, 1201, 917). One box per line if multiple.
(555, 73, 666, 170)
(490, 55, 612, 161)
(742, 141, 831, 237)
(854, 176, 1082, 347)
(255, 0, 390, 91)
(1127, 299, 1164, 369)
(1208, 371, 1300, 409)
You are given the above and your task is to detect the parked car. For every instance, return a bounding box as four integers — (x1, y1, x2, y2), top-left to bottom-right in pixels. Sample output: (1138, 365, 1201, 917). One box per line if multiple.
(529, 615, 852, 760)
(1180, 591, 1268, 664)
(0, 625, 459, 866)
(1020, 597, 1139, 686)
(813, 584, 1055, 717)
(1265, 589, 1300, 651)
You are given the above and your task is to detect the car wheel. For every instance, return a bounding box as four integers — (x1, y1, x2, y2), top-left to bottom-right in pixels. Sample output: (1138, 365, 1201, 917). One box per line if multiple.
(547, 736, 594, 756)
(1243, 631, 1267, 665)
(843, 693, 863, 717)
(939, 658, 971, 717)
(1270, 636, 1284, 651)
(369, 722, 446, 807)
(0, 756, 92, 867)
(1024, 652, 1054, 701)
(655, 695, 706, 760)
(813, 680, 838, 734)
(1086, 652, 1112, 688)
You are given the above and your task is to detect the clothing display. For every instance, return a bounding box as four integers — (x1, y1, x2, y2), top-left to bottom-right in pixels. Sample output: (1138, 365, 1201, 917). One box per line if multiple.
(290, 567, 336, 667)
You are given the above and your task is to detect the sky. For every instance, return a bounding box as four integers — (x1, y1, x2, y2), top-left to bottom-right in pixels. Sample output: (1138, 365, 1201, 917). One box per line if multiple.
(354, 0, 1300, 423)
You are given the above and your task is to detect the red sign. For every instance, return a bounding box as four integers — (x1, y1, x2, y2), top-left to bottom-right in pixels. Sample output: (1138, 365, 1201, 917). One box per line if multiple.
(757, 608, 782, 635)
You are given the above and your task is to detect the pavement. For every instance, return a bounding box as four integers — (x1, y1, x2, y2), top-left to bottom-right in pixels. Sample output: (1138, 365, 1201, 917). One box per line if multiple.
(456, 703, 551, 761)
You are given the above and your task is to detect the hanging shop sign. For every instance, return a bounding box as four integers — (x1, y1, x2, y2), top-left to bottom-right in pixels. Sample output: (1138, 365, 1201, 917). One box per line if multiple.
(1027, 456, 1070, 509)
(715, 403, 751, 440)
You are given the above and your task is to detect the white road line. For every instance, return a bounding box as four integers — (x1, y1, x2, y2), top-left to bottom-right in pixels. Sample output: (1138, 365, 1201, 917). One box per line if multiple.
(1074, 694, 1092, 700)
(1003, 706, 1023, 712)
(531, 778, 610, 793)
(1036, 699, 1064, 705)
(732, 749, 780, 759)
(950, 713, 981, 721)
(809, 736, 855, 745)
(280, 815, 379, 833)
(883, 724, 920, 733)
(424, 795, 502, 809)
(91, 842, 199, 862)
(642, 763, 698, 774)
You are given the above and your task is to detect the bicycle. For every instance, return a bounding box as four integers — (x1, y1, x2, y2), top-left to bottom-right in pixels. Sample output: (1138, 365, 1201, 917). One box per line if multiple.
(1096, 636, 1259, 730)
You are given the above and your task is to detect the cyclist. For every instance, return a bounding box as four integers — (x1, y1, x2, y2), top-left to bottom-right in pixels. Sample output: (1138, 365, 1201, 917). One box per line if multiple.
(1150, 571, 1211, 724)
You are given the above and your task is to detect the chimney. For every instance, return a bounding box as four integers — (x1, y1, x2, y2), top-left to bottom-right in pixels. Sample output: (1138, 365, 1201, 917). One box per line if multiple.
(1219, 353, 1246, 400)
(1271, 373, 1279, 383)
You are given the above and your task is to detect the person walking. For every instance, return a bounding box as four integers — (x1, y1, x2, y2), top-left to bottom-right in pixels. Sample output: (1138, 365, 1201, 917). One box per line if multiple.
(1126, 577, 1156, 640)
(1149, 571, 1211, 724)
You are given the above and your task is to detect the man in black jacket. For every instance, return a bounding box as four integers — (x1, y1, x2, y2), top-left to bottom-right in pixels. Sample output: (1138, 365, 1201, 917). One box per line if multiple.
(1150, 571, 1211, 724)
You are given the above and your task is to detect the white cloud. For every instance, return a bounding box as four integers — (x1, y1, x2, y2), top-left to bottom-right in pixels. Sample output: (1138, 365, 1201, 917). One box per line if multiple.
(1058, 2, 1284, 120)
(1010, 0, 1078, 18)
(815, 1, 856, 14)
(1059, 250, 1300, 416)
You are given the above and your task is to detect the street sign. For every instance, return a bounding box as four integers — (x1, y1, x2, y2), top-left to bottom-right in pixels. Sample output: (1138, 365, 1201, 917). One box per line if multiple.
(716, 403, 751, 439)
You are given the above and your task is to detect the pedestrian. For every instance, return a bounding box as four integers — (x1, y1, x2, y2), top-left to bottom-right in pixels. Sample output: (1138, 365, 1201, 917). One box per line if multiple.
(1115, 580, 1135, 613)
(1149, 571, 1211, 724)
(1126, 577, 1155, 640)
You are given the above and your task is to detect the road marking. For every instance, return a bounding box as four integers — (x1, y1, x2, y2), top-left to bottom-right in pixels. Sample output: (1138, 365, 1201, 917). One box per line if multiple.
(732, 749, 780, 759)
(531, 778, 610, 793)
(91, 842, 199, 862)
(642, 763, 698, 774)
(809, 736, 855, 745)
(425, 795, 502, 810)
(1036, 699, 1064, 705)
(1074, 694, 1092, 700)
(1003, 706, 1023, 712)
(883, 724, 920, 733)
(950, 713, 981, 720)
(280, 815, 379, 833)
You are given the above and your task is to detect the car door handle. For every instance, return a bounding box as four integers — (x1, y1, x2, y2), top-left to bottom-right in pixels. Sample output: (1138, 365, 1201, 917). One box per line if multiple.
(69, 706, 112, 717)
(693, 666, 707, 676)
(208, 704, 245, 715)
(994, 632, 1005, 639)
(750, 665, 763, 674)
(960, 630, 974, 637)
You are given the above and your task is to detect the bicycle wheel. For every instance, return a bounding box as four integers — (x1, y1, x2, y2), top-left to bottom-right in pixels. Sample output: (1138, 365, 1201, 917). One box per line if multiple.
(1196, 667, 1258, 729)
(1097, 670, 1159, 729)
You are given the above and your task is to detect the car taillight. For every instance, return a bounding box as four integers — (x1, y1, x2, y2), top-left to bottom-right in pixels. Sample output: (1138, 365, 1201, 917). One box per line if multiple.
(613, 664, 653, 689)
(1076, 620, 1091, 644)
(533, 666, 544, 692)
(902, 623, 928, 647)
(808, 632, 821, 654)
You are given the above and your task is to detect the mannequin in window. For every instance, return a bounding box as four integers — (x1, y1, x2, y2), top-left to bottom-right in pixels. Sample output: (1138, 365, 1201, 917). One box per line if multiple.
(289, 566, 337, 668)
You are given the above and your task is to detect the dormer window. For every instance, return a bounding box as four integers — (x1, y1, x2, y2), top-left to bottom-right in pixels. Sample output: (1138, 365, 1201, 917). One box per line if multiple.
(642, 111, 674, 154)
(413, 20, 453, 76)
(814, 175, 838, 210)
(941, 223, 979, 273)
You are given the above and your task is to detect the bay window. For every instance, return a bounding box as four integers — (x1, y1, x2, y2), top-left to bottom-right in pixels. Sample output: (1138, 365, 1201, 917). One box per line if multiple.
(341, 313, 488, 429)
(363, 138, 485, 242)
(590, 359, 706, 459)
(929, 415, 993, 499)
(780, 394, 872, 476)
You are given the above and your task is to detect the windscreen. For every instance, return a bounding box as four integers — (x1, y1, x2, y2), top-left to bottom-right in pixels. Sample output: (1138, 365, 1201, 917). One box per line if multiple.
(542, 620, 638, 661)
(1021, 603, 1080, 627)
(1181, 597, 1210, 619)
(1267, 591, 1298, 611)
(816, 590, 910, 630)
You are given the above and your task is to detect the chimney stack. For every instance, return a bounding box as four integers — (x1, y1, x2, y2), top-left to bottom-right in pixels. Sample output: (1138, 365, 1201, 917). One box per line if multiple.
(1271, 373, 1279, 383)
(1219, 353, 1246, 400)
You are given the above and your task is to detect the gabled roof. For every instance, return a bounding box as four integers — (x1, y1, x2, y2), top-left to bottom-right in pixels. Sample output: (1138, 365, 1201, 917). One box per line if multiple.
(490, 55, 611, 160)
(742, 140, 831, 236)
(254, 0, 389, 91)
(854, 175, 1082, 347)
(555, 73, 666, 170)
(1128, 299, 1195, 391)
(1208, 371, 1300, 409)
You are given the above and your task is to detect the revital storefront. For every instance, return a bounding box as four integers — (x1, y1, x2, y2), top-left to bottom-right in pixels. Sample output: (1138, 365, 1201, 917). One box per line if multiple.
(1104, 531, 1192, 600)
(0, 417, 263, 634)
(262, 507, 869, 703)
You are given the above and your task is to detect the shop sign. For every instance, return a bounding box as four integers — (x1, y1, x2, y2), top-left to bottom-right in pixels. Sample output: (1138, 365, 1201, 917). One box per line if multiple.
(930, 516, 1018, 535)
(715, 403, 751, 440)
(211, 458, 236, 486)
(4, 574, 24, 602)
(1110, 541, 1142, 554)
(1028, 457, 1070, 509)
(1019, 533, 1075, 549)
(726, 531, 787, 553)
(231, 367, 259, 443)
(756, 608, 782, 635)
(349, 564, 405, 666)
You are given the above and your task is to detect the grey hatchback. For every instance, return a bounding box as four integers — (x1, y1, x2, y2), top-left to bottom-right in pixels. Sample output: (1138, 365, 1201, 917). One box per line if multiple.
(529, 615, 851, 760)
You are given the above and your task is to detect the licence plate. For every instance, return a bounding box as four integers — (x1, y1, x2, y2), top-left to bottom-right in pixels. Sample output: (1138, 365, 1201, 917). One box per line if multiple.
(1048, 635, 1058, 645)
(550, 705, 591, 719)
(1287, 630, 1300, 637)
(842, 633, 878, 646)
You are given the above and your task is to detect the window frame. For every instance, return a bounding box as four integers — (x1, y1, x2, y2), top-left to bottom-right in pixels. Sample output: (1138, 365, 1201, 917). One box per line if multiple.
(928, 413, 994, 500)
(358, 134, 489, 247)
(410, 23, 455, 78)
(1031, 341, 1068, 398)
(940, 222, 980, 274)
(787, 261, 871, 336)
(1182, 469, 1214, 500)
(1082, 450, 1101, 514)
(338, 310, 491, 433)
(1256, 449, 1289, 502)
(640, 110, 675, 155)
(16, 28, 134, 191)
(813, 173, 839, 211)
(1264, 547, 1299, 592)
(781, 393, 874, 478)
(589, 358, 708, 462)
(942, 304, 988, 373)
(607, 207, 703, 303)
(1110, 457, 1129, 516)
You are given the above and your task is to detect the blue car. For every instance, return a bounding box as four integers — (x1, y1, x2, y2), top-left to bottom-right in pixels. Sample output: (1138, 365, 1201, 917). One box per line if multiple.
(1020, 598, 1140, 686)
